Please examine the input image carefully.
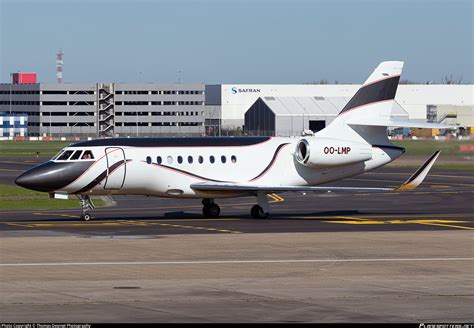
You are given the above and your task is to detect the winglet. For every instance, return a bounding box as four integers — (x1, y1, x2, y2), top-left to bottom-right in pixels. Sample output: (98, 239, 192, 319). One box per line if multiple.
(393, 151, 441, 192)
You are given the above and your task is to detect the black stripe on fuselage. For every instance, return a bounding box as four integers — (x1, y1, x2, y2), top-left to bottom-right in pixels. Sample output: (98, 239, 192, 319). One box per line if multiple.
(70, 137, 271, 148)
(73, 160, 126, 194)
(153, 163, 230, 183)
(339, 75, 400, 115)
(249, 143, 290, 181)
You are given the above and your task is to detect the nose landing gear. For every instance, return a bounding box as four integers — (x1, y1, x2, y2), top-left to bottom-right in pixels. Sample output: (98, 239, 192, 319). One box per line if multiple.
(202, 198, 220, 218)
(78, 194, 95, 221)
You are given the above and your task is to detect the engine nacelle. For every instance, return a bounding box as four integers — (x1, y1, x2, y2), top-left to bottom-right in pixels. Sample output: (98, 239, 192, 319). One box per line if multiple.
(295, 138, 372, 168)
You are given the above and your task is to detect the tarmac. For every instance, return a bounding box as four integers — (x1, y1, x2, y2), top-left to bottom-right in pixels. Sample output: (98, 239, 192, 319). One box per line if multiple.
(0, 156, 473, 322)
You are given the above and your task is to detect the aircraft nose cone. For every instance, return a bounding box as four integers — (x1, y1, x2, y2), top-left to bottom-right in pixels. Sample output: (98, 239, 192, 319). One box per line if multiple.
(15, 164, 57, 192)
(15, 171, 35, 189)
(15, 160, 94, 193)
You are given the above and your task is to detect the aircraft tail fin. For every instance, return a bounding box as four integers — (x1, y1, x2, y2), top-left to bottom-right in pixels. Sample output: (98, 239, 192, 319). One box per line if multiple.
(318, 61, 454, 146)
(338, 61, 403, 117)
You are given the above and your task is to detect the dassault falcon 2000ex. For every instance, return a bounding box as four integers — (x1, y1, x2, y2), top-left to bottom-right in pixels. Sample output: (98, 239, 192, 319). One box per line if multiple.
(16, 61, 450, 221)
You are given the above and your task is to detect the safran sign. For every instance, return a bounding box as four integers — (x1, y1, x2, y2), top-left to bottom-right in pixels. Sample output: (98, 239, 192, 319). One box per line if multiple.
(231, 87, 261, 94)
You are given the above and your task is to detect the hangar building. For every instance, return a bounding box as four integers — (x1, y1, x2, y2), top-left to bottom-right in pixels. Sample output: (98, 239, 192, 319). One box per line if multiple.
(222, 84, 474, 133)
(244, 96, 350, 136)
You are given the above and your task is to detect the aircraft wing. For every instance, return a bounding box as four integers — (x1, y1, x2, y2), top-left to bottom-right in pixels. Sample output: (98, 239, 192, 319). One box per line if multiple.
(191, 151, 441, 194)
(347, 117, 456, 129)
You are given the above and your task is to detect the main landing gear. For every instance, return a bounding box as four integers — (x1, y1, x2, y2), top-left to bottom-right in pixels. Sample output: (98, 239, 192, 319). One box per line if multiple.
(201, 191, 271, 219)
(78, 194, 95, 221)
(250, 191, 270, 219)
(202, 198, 220, 218)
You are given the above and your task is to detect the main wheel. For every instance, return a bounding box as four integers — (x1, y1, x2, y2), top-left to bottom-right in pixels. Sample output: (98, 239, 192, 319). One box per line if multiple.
(251, 205, 268, 219)
(203, 204, 220, 218)
(81, 213, 92, 221)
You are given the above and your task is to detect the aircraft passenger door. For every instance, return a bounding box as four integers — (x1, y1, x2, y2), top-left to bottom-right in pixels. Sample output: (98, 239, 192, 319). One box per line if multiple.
(104, 147, 126, 190)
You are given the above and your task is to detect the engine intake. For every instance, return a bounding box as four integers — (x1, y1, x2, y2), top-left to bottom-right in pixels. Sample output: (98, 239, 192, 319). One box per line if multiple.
(295, 138, 372, 168)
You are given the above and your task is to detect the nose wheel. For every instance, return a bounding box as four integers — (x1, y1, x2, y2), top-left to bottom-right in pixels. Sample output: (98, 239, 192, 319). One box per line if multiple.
(78, 194, 95, 221)
(202, 198, 220, 217)
(81, 213, 92, 221)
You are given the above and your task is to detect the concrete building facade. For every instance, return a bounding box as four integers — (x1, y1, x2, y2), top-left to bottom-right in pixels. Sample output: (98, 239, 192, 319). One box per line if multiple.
(0, 83, 221, 137)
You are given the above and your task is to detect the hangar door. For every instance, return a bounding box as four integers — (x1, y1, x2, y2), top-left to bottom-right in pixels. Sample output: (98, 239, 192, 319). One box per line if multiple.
(104, 147, 126, 189)
(309, 120, 325, 132)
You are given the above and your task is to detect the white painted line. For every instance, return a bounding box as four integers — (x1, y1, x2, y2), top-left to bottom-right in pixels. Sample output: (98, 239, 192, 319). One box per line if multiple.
(1, 257, 473, 267)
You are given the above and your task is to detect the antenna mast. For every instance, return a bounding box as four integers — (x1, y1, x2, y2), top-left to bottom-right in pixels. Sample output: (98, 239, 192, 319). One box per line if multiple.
(56, 48, 64, 83)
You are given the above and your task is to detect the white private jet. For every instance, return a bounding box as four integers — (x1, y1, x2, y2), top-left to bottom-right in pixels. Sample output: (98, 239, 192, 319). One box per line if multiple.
(16, 61, 449, 221)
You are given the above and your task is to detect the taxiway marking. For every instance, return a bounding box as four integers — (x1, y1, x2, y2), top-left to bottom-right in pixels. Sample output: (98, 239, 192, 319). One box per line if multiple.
(1, 257, 473, 267)
(4, 218, 243, 234)
(268, 193, 285, 202)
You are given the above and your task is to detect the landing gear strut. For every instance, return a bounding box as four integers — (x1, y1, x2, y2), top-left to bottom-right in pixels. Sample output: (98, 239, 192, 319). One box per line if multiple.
(78, 194, 95, 221)
(202, 198, 220, 218)
(251, 191, 270, 219)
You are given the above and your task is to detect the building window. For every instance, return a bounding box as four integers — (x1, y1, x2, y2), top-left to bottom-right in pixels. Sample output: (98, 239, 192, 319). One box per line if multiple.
(146, 156, 152, 164)
(209, 155, 215, 164)
(157, 156, 162, 165)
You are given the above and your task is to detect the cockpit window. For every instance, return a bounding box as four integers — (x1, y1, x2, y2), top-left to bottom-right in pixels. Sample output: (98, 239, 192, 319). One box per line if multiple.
(81, 150, 94, 160)
(70, 150, 83, 160)
(51, 150, 64, 160)
(57, 150, 74, 161)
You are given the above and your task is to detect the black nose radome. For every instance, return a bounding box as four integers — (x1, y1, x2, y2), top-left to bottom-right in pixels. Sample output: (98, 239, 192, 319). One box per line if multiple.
(15, 161, 93, 192)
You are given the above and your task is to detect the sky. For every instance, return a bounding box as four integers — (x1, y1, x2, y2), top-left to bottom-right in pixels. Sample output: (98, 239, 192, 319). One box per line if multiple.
(0, 0, 472, 84)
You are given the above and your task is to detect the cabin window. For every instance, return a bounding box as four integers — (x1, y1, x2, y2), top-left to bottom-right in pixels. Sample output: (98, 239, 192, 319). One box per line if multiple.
(157, 156, 162, 165)
(81, 150, 94, 160)
(57, 150, 74, 161)
(221, 155, 226, 164)
(177, 156, 183, 164)
(188, 156, 193, 164)
(167, 156, 173, 164)
(210, 155, 215, 164)
(146, 156, 152, 164)
(198, 156, 203, 164)
(231, 155, 237, 163)
(70, 150, 83, 160)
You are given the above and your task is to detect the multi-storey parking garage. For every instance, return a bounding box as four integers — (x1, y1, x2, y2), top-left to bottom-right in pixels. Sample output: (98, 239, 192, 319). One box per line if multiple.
(0, 83, 221, 137)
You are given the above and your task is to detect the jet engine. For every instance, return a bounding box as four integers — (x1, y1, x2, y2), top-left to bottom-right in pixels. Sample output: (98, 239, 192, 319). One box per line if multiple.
(295, 138, 372, 168)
